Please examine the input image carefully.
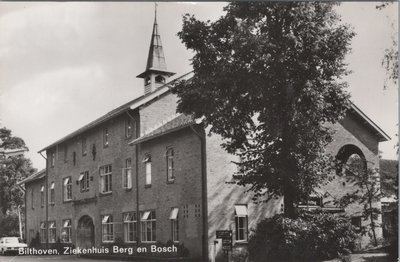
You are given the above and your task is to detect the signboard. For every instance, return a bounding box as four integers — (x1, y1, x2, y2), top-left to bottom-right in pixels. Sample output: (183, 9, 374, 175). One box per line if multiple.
(216, 230, 232, 250)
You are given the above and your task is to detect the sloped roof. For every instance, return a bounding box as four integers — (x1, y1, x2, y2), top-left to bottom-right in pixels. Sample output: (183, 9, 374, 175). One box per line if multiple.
(38, 72, 193, 153)
(348, 102, 390, 142)
(17, 169, 46, 185)
(129, 114, 195, 145)
(38, 71, 388, 153)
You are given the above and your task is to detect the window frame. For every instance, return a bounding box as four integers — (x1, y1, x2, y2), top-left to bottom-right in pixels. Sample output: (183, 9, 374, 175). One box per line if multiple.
(234, 205, 249, 242)
(49, 182, 55, 204)
(79, 171, 90, 192)
(122, 158, 132, 189)
(48, 221, 56, 243)
(103, 128, 109, 148)
(40, 222, 47, 243)
(166, 148, 174, 183)
(141, 210, 156, 243)
(125, 118, 133, 139)
(170, 208, 179, 243)
(99, 165, 112, 194)
(50, 151, 55, 167)
(101, 215, 114, 242)
(61, 219, 72, 243)
(40, 185, 45, 207)
(144, 155, 151, 187)
(82, 138, 87, 156)
(123, 212, 137, 243)
(63, 177, 72, 202)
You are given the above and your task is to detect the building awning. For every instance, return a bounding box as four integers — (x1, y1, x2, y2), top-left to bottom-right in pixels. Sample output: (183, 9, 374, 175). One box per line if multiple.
(142, 155, 151, 163)
(235, 205, 248, 217)
(169, 208, 179, 220)
(50, 183, 55, 189)
(102, 215, 110, 223)
(64, 177, 70, 185)
(124, 213, 133, 222)
(142, 211, 150, 220)
(40, 185, 44, 192)
(78, 174, 84, 181)
(63, 220, 71, 227)
(40, 222, 46, 228)
(49, 222, 55, 228)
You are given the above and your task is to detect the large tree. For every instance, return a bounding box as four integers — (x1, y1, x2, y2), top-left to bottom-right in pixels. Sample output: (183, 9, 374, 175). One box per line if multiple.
(0, 127, 36, 214)
(172, 2, 354, 217)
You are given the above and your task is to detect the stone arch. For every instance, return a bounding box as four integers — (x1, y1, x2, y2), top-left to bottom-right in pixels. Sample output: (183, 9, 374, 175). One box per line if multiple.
(76, 215, 95, 249)
(336, 144, 367, 176)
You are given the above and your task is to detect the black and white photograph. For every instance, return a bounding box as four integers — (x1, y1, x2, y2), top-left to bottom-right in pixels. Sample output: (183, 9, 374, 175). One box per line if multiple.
(0, 2, 398, 262)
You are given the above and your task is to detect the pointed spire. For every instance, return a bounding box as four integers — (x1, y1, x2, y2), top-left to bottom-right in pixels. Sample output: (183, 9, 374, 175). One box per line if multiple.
(137, 3, 175, 94)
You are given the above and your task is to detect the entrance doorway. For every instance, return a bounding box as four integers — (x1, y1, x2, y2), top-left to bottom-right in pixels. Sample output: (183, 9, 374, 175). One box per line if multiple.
(76, 215, 94, 248)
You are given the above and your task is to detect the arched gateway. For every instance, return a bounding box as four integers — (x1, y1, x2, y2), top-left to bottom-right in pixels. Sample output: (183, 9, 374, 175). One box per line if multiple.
(76, 215, 95, 249)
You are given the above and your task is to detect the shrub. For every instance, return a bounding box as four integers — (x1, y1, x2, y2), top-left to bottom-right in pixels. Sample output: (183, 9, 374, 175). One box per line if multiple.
(29, 232, 41, 248)
(248, 211, 357, 262)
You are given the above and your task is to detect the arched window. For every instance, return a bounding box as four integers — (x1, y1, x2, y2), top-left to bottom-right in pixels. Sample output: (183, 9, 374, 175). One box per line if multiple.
(166, 148, 174, 182)
(336, 144, 367, 177)
(155, 75, 165, 84)
(143, 154, 151, 186)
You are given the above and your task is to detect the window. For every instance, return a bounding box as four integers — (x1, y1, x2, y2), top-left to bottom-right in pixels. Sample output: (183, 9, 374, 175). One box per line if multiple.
(141, 211, 156, 242)
(123, 212, 137, 242)
(100, 165, 112, 194)
(40, 185, 45, 207)
(64, 145, 68, 163)
(125, 118, 133, 138)
(48, 221, 56, 243)
(195, 204, 201, 217)
(155, 75, 165, 84)
(61, 219, 72, 243)
(103, 128, 109, 147)
(170, 208, 179, 242)
(351, 216, 362, 232)
(122, 159, 132, 189)
(49, 182, 55, 204)
(234, 205, 248, 242)
(79, 171, 90, 192)
(166, 148, 174, 182)
(144, 155, 151, 186)
(29, 229, 34, 243)
(73, 152, 76, 166)
(82, 138, 87, 156)
(63, 177, 72, 201)
(31, 189, 34, 209)
(102, 215, 114, 242)
(182, 205, 189, 218)
(40, 222, 46, 243)
(50, 151, 55, 167)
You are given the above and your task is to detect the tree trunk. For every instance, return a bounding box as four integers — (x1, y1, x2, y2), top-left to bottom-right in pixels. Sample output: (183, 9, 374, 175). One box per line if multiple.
(369, 201, 378, 246)
(283, 186, 296, 218)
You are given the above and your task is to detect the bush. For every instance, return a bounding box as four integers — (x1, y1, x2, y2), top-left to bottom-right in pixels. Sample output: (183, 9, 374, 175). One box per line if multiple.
(29, 232, 40, 248)
(248, 211, 357, 262)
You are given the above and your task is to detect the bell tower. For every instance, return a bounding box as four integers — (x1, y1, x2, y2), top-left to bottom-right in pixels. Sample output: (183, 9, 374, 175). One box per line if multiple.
(137, 3, 175, 95)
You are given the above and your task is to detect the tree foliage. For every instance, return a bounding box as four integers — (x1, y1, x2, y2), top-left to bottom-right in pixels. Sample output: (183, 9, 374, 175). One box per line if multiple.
(0, 127, 36, 214)
(173, 2, 354, 216)
(336, 159, 382, 246)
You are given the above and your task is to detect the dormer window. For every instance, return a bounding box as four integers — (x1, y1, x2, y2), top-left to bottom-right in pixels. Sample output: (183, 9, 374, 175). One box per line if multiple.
(155, 75, 165, 84)
(145, 77, 151, 85)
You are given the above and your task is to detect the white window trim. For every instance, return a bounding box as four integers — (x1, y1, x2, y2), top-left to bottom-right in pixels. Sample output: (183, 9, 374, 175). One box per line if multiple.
(123, 212, 137, 243)
(101, 215, 114, 243)
(122, 168, 132, 189)
(100, 165, 112, 194)
(141, 211, 156, 243)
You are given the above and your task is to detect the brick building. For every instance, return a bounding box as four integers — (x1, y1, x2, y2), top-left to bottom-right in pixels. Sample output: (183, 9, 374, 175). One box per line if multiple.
(19, 10, 390, 261)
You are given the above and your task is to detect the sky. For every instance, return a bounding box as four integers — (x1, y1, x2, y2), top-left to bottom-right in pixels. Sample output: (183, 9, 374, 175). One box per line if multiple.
(0, 2, 398, 170)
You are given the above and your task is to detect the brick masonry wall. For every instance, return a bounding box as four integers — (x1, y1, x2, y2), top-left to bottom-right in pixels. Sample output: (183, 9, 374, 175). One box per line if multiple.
(43, 110, 138, 247)
(206, 112, 384, 260)
(25, 178, 47, 244)
(138, 128, 203, 258)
